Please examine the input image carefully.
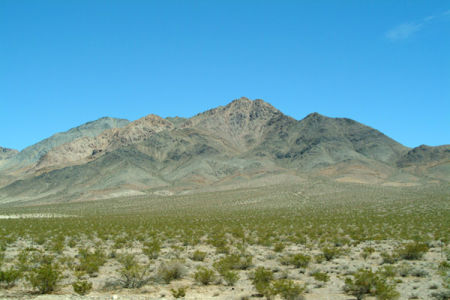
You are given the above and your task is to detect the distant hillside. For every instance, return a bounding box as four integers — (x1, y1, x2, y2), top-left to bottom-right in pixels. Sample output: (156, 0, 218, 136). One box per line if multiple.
(0, 117, 129, 171)
(0, 147, 18, 161)
(0, 97, 448, 204)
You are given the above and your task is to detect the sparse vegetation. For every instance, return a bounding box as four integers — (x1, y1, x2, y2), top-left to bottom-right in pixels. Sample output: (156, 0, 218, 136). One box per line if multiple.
(344, 268, 399, 300)
(117, 253, 150, 288)
(0, 267, 21, 288)
(194, 266, 216, 285)
(171, 286, 187, 298)
(72, 279, 93, 295)
(0, 182, 447, 298)
(157, 260, 184, 283)
(26, 255, 61, 294)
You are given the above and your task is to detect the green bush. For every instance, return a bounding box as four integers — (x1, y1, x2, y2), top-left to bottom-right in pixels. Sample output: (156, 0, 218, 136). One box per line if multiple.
(280, 253, 311, 268)
(0, 267, 21, 288)
(271, 279, 306, 300)
(117, 254, 149, 288)
(379, 265, 397, 278)
(222, 270, 239, 286)
(380, 252, 399, 264)
(72, 279, 92, 295)
(361, 247, 375, 260)
(171, 286, 187, 298)
(157, 260, 184, 283)
(26, 256, 61, 294)
(322, 246, 343, 261)
(396, 242, 429, 260)
(191, 250, 207, 261)
(310, 271, 329, 282)
(343, 268, 399, 300)
(213, 253, 252, 273)
(76, 248, 107, 276)
(194, 267, 216, 285)
(143, 239, 161, 259)
(273, 242, 286, 253)
(431, 290, 450, 300)
(251, 267, 274, 297)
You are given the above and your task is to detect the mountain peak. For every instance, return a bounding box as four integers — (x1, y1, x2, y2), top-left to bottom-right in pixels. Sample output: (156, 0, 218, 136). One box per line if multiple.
(303, 112, 327, 120)
(0, 147, 18, 161)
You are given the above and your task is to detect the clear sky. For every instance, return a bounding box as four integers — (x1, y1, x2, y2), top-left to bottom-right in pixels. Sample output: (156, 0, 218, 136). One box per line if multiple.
(1, 1, 449, 150)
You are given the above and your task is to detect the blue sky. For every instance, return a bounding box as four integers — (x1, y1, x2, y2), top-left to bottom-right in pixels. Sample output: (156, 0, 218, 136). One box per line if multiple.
(1, 1, 449, 150)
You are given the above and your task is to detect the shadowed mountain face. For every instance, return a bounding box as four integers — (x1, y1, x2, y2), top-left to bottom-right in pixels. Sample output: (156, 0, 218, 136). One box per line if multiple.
(0, 98, 448, 204)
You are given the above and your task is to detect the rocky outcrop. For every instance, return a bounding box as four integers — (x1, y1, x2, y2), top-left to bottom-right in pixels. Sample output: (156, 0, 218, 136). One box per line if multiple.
(36, 114, 173, 169)
(0, 147, 18, 160)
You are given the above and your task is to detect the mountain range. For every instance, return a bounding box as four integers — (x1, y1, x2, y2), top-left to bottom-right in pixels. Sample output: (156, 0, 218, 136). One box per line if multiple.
(1, 97, 448, 204)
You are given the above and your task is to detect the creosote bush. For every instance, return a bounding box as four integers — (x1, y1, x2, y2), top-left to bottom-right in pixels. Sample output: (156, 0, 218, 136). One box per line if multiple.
(271, 279, 306, 300)
(117, 254, 150, 288)
(0, 267, 21, 288)
(280, 253, 311, 268)
(72, 279, 92, 295)
(310, 271, 329, 282)
(396, 242, 429, 260)
(222, 270, 239, 286)
(322, 246, 343, 261)
(76, 248, 107, 276)
(157, 260, 184, 283)
(251, 266, 274, 297)
(26, 255, 61, 294)
(194, 266, 216, 285)
(143, 239, 161, 259)
(344, 268, 399, 300)
(191, 250, 207, 262)
(171, 286, 187, 298)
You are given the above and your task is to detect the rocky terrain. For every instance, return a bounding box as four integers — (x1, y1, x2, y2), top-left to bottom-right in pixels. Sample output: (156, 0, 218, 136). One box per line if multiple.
(0, 147, 18, 162)
(0, 97, 448, 204)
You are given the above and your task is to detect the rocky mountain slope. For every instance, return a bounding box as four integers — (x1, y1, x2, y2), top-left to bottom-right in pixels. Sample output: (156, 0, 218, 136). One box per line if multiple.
(0, 147, 18, 161)
(0, 117, 129, 172)
(0, 98, 448, 204)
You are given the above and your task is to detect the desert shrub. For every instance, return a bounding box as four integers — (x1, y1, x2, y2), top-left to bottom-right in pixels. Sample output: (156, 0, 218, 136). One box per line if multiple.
(113, 236, 129, 249)
(396, 242, 429, 260)
(0, 267, 21, 288)
(379, 265, 397, 278)
(431, 290, 450, 300)
(397, 263, 413, 277)
(26, 256, 61, 294)
(280, 253, 311, 268)
(213, 253, 252, 273)
(343, 268, 398, 300)
(194, 266, 216, 285)
(143, 239, 161, 259)
(314, 254, 325, 264)
(251, 266, 274, 297)
(171, 286, 187, 298)
(72, 279, 92, 295)
(191, 250, 207, 261)
(439, 261, 450, 272)
(50, 236, 65, 254)
(76, 248, 107, 276)
(322, 246, 343, 261)
(310, 271, 329, 282)
(157, 260, 184, 283)
(117, 254, 149, 288)
(271, 279, 306, 300)
(222, 270, 239, 286)
(273, 242, 286, 253)
(380, 252, 399, 264)
(361, 247, 376, 259)
(410, 268, 428, 278)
